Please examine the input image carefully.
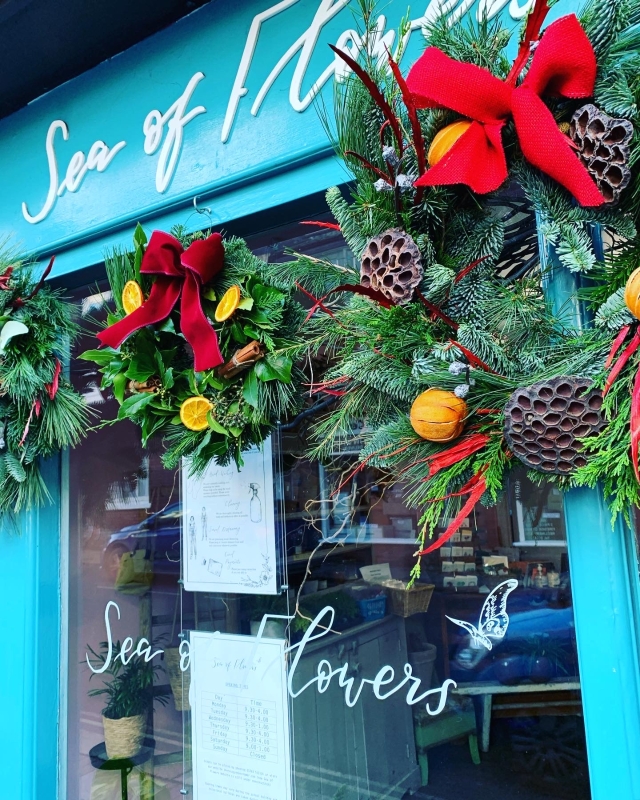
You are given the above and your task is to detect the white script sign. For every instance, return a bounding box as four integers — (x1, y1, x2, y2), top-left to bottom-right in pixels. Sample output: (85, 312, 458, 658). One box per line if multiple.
(21, 0, 534, 223)
(86, 601, 456, 715)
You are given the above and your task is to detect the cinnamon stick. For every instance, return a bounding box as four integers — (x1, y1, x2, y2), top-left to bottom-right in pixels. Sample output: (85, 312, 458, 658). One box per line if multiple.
(218, 340, 264, 380)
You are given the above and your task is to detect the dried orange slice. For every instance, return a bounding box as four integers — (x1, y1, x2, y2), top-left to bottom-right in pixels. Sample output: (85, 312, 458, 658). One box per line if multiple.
(122, 280, 144, 315)
(214, 285, 241, 322)
(180, 396, 213, 431)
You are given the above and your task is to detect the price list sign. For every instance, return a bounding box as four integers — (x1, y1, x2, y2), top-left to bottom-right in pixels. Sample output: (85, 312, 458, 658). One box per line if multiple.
(191, 631, 292, 800)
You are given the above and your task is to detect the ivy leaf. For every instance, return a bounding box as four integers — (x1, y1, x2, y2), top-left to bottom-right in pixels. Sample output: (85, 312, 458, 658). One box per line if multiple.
(229, 425, 242, 437)
(79, 348, 119, 366)
(125, 353, 156, 382)
(238, 297, 254, 310)
(243, 369, 259, 408)
(255, 353, 292, 383)
(242, 325, 262, 341)
(203, 287, 217, 302)
(117, 392, 155, 420)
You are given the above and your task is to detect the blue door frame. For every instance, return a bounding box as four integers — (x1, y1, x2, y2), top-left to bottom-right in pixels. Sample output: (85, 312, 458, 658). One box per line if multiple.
(1, 1, 640, 798)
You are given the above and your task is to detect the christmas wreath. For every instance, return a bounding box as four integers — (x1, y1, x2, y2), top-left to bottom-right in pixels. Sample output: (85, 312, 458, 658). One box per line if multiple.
(0, 250, 87, 514)
(290, 0, 640, 578)
(81, 225, 305, 472)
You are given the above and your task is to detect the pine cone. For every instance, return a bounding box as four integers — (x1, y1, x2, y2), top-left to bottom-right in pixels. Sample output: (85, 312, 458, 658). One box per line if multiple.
(360, 229, 422, 304)
(504, 377, 605, 475)
(570, 104, 634, 204)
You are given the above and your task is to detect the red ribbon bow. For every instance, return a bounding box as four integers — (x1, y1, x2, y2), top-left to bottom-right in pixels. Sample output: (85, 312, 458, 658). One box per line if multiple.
(98, 231, 224, 372)
(406, 14, 605, 207)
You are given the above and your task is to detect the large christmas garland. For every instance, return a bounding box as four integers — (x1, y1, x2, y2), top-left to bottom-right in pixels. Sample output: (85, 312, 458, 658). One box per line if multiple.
(0, 250, 87, 514)
(82, 225, 305, 472)
(289, 0, 640, 579)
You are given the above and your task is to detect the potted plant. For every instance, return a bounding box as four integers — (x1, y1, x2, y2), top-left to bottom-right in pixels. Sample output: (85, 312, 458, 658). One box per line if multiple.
(87, 641, 170, 760)
(244, 595, 290, 638)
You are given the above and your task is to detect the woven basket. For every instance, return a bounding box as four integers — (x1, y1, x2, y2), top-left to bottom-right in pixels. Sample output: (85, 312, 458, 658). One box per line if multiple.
(382, 580, 435, 618)
(103, 713, 146, 759)
(165, 647, 191, 712)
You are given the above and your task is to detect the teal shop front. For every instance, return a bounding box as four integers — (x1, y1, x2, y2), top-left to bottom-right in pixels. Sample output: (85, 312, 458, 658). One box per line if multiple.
(1, 1, 640, 799)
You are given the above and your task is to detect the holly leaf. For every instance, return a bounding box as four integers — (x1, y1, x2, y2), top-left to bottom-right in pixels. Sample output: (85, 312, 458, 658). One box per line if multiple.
(243, 370, 259, 408)
(117, 392, 155, 420)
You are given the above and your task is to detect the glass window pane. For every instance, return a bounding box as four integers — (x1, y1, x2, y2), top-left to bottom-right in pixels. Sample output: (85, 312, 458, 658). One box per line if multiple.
(65, 222, 592, 800)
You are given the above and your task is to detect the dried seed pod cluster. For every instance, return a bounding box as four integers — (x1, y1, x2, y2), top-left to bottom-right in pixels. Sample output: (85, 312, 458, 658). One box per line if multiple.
(570, 103, 634, 204)
(360, 229, 423, 304)
(504, 377, 605, 475)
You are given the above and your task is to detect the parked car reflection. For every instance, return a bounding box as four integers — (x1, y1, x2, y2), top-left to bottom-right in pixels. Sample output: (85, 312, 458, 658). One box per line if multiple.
(102, 503, 182, 578)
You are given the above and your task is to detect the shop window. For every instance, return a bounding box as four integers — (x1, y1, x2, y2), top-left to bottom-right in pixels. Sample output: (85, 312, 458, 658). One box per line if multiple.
(64, 223, 591, 800)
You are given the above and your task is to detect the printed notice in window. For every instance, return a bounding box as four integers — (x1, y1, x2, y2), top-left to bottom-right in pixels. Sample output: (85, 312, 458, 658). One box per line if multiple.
(190, 630, 292, 800)
(182, 437, 279, 593)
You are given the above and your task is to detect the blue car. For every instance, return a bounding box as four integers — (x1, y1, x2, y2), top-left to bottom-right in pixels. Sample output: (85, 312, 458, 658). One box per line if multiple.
(102, 502, 182, 578)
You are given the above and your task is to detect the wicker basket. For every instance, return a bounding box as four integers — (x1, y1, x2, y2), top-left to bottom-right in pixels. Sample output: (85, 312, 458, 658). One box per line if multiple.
(165, 647, 191, 712)
(382, 580, 434, 618)
(103, 713, 146, 759)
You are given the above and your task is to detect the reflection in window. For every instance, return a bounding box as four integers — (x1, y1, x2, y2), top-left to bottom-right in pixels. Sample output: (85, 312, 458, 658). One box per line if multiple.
(64, 223, 591, 800)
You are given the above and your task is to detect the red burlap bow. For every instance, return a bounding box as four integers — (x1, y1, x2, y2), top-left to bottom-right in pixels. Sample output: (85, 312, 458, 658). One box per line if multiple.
(98, 231, 224, 371)
(406, 14, 605, 207)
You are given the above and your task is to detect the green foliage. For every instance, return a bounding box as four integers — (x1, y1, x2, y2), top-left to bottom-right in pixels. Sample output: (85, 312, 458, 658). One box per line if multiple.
(595, 288, 634, 330)
(87, 640, 170, 720)
(285, 0, 640, 578)
(0, 249, 88, 515)
(82, 227, 305, 472)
